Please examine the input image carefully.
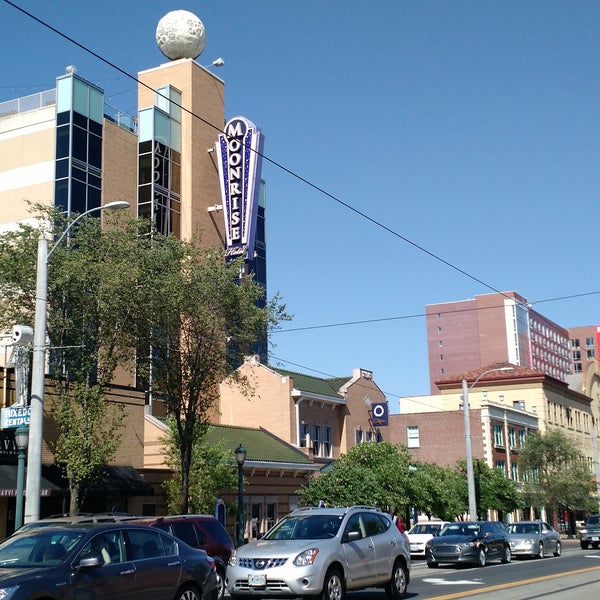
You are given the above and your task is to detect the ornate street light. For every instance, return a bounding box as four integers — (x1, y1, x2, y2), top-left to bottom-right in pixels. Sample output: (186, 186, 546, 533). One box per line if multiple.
(235, 444, 247, 548)
(14, 425, 29, 530)
(24, 201, 130, 524)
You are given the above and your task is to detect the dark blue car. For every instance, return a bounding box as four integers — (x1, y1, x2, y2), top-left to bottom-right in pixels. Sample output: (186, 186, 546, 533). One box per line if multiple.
(0, 522, 218, 599)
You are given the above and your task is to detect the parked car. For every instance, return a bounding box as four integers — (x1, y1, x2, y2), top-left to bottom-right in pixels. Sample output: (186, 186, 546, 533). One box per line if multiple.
(507, 520, 561, 558)
(425, 521, 511, 568)
(579, 514, 600, 549)
(0, 522, 218, 600)
(226, 505, 411, 600)
(406, 521, 447, 557)
(135, 514, 234, 600)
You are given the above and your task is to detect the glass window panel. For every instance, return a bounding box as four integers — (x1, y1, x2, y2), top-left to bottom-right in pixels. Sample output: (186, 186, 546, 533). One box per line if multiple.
(170, 88, 182, 121)
(89, 119, 102, 137)
(89, 87, 103, 123)
(155, 86, 170, 113)
(170, 121, 181, 152)
(138, 202, 151, 220)
(73, 111, 87, 128)
(87, 186, 101, 211)
(171, 162, 181, 194)
(73, 78, 89, 116)
(56, 111, 70, 126)
(139, 140, 152, 155)
(138, 155, 153, 185)
(56, 77, 73, 113)
(55, 158, 69, 179)
(54, 179, 68, 211)
(89, 174, 102, 189)
(72, 126, 87, 161)
(138, 184, 151, 204)
(154, 110, 170, 145)
(72, 166, 86, 182)
(55, 125, 70, 159)
(71, 180, 86, 213)
(88, 134, 102, 168)
(138, 108, 154, 142)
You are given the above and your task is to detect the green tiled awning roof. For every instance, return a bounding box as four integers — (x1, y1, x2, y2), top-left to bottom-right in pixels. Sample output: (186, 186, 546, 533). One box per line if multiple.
(206, 424, 313, 465)
(272, 368, 349, 398)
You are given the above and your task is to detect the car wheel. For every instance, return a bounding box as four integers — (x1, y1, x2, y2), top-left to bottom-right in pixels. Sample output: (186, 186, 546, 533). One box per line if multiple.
(215, 567, 226, 600)
(537, 542, 544, 559)
(476, 547, 486, 567)
(384, 560, 408, 600)
(174, 584, 201, 600)
(581, 541, 589, 550)
(553, 541, 561, 557)
(501, 545, 511, 564)
(321, 567, 345, 600)
(427, 560, 438, 568)
(593, 543, 599, 550)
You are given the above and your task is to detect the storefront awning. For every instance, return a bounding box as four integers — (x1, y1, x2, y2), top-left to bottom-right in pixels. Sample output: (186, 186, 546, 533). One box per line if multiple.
(84, 466, 154, 497)
(0, 464, 62, 497)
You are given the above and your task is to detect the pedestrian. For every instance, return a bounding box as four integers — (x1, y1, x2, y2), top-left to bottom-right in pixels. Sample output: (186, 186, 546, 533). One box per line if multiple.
(396, 515, 406, 533)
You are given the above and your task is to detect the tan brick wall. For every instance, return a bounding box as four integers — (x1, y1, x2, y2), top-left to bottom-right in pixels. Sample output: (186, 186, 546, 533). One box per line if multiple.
(138, 60, 225, 247)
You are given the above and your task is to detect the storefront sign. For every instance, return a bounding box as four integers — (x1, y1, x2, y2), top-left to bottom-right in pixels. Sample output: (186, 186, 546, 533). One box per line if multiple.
(216, 117, 264, 261)
(371, 402, 388, 427)
(1, 405, 30, 429)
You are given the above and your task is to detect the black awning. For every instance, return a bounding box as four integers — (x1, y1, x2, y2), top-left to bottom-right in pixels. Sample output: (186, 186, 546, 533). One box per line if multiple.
(83, 466, 154, 497)
(0, 464, 63, 497)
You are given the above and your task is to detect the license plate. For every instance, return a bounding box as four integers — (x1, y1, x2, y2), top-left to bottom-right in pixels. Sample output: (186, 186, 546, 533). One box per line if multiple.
(410, 545, 419, 551)
(592, 536, 599, 541)
(248, 574, 266, 587)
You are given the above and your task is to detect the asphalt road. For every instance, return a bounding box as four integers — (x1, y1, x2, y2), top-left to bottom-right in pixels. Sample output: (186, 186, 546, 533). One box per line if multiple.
(349, 539, 600, 600)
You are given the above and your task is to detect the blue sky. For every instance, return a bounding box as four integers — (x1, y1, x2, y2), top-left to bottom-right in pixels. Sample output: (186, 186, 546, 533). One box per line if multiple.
(2, 1, 600, 412)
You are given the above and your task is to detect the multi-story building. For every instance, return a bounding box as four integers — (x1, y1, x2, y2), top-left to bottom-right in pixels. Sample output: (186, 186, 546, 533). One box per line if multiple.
(398, 362, 600, 476)
(426, 291, 572, 394)
(217, 357, 389, 462)
(567, 325, 600, 383)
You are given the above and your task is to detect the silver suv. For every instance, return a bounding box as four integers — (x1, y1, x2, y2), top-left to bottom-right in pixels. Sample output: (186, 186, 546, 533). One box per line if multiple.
(226, 505, 411, 600)
(579, 514, 600, 549)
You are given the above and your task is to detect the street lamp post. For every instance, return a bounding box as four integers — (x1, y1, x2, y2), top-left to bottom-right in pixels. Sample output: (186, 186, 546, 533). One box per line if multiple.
(24, 201, 129, 524)
(14, 425, 29, 530)
(235, 444, 246, 548)
(462, 366, 513, 520)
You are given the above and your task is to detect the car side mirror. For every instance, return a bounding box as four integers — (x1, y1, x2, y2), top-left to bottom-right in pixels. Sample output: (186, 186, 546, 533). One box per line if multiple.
(77, 556, 103, 569)
(345, 530, 362, 542)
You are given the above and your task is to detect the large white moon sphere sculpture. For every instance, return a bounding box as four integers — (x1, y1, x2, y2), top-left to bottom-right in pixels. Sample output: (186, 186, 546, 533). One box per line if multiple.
(156, 10, 206, 60)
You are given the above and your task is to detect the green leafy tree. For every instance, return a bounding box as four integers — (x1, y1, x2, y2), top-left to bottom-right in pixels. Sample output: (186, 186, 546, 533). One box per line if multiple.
(0, 207, 149, 511)
(518, 430, 595, 527)
(409, 462, 466, 521)
(161, 418, 237, 514)
(455, 459, 521, 520)
(147, 238, 289, 514)
(297, 441, 413, 511)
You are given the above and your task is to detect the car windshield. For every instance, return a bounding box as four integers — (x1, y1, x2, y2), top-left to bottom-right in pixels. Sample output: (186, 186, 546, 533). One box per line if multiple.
(0, 531, 85, 568)
(264, 515, 343, 540)
(439, 523, 480, 537)
(508, 523, 539, 535)
(587, 516, 600, 526)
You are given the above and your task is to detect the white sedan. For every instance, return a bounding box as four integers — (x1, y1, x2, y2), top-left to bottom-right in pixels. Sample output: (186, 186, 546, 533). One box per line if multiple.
(406, 521, 447, 557)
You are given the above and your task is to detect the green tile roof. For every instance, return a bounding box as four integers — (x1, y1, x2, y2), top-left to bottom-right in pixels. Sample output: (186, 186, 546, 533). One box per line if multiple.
(271, 368, 349, 398)
(206, 424, 313, 465)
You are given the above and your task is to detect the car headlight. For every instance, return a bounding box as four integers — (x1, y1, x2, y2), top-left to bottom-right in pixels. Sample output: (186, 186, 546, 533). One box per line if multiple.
(228, 550, 237, 567)
(0, 586, 19, 599)
(294, 548, 319, 566)
(526, 538, 535, 544)
(580, 528, 588, 534)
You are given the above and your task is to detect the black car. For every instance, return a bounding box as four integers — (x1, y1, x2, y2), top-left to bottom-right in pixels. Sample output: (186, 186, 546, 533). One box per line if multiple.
(579, 514, 600, 549)
(0, 522, 218, 600)
(135, 514, 234, 600)
(426, 521, 511, 568)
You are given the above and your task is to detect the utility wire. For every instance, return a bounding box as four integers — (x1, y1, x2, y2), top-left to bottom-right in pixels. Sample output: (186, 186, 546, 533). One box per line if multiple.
(4, 0, 515, 305)
(272, 290, 600, 333)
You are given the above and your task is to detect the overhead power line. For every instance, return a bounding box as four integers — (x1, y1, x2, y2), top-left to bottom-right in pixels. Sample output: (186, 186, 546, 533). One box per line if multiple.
(5, 0, 516, 305)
